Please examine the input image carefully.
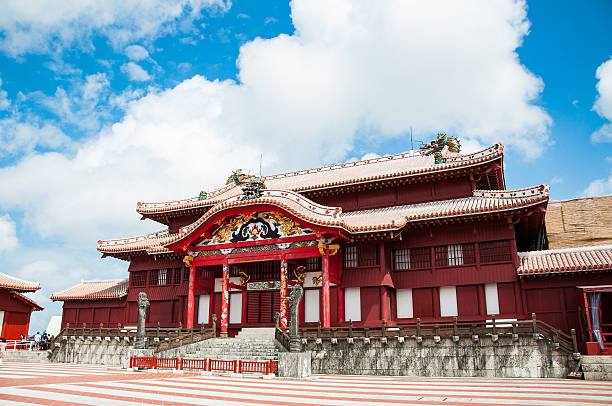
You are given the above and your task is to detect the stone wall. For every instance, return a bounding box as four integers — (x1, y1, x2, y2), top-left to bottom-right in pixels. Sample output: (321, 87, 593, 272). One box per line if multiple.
(546, 195, 612, 249)
(49, 338, 133, 366)
(305, 335, 577, 378)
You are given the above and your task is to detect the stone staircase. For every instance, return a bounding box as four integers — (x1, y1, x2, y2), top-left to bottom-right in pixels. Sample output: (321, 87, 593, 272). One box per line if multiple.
(155, 328, 282, 362)
(581, 356, 612, 381)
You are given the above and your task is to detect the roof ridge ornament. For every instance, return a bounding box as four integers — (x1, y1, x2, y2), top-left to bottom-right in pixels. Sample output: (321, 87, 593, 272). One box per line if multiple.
(227, 169, 266, 200)
(420, 133, 461, 164)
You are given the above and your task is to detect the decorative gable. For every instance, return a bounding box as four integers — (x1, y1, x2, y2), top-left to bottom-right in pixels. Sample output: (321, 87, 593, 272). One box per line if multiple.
(200, 212, 313, 246)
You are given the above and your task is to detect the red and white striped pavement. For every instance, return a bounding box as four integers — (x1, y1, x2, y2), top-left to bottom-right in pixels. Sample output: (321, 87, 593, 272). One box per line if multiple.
(1, 362, 611, 405)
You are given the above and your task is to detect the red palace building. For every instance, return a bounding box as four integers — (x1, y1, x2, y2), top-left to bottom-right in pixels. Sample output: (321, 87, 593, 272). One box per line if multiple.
(51, 138, 612, 354)
(1, 273, 43, 340)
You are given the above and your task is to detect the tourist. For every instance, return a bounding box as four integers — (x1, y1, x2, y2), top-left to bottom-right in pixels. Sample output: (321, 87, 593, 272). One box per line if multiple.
(34, 332, 41, 350)
(0, 338, 6, 364)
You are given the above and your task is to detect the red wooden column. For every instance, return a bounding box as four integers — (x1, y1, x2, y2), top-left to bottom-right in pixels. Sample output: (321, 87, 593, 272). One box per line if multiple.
(186, 263, 196, 329)
(337, 286, 345, 323)
(322, 253, 331, 328)
(380, 286, 390, 323)
(279, 253, 288, 328)
(220, 260, 230, 337)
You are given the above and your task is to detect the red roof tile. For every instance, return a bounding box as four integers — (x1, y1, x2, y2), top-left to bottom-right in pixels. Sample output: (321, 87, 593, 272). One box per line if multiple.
(51, 279, 128, 301)
(517, 245, 612, 276)
(0, 272, 40, 292)
(137, 144, 504, 215)
(99, 184, 549, 255)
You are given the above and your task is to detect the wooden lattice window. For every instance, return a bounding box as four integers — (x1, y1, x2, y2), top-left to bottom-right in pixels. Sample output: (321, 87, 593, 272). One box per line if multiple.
(174, 268, 182, 284)
(183, 268, 190, 281)
(479, 240, 512, 263)
(131, 271, 147, 287)
(158, 269, 168, 286)
(149, 270, 159, 286)
(306, 257, 321, 271)
(394, 249, 411, 270)
(411, 247, 432, 269)
(394, 247, 431, 270)
(434, 246, 449, 267)
(344, 246, 358, 268)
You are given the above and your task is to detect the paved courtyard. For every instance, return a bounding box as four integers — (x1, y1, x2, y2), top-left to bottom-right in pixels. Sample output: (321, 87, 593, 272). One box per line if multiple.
(0, 362, 611, 405)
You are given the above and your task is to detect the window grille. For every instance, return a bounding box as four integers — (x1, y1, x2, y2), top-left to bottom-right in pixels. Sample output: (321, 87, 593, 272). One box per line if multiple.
(236, 261, 280, 281)
(411, 247, 432, 269)
(393, 247, 431, 270)
(479, 240, 512, 263)
(344, 246, 358, 268)
(174, 268, 182, 284)
(183, 267, 190, 281)
(306, 257, 321, 271)
(149, 270, 159, 286)
(357, 244, 379, 267)
(394, 249, 411, 270)
(131, 271, 147, 287)
(434, 246, 448, 267)
(447, 244, 464, 266)
(158, 269, 167, 286)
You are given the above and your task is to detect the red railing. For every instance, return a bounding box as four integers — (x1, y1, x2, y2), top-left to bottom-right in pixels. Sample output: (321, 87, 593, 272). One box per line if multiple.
(180, 358, 208, 371)
(209, 359, 237, 373)
(130, 356, 156, 369)
(156, 357, 179, 370)
(130, 356, 275, 374)
(238, 360, 269, 374)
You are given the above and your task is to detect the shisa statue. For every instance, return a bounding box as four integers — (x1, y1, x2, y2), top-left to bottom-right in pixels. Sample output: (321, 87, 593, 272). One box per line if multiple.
(134, 292, 150, 349)
(284, 284, 304, 352)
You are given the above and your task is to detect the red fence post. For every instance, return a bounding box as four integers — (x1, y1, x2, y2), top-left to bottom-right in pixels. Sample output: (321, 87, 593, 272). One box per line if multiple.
(153, 357, 157, 370)
(175, 357, 179, 370)
(233, 360, 237, 373)
(129, 356, 133, 368)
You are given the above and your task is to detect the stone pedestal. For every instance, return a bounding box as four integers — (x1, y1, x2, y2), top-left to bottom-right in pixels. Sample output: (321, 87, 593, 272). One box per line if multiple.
(278, 351, 311, 378)
(122, 348, 154, 369)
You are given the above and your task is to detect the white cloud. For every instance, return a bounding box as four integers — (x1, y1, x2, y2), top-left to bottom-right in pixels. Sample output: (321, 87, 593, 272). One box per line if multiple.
(584, 171, 612, 197)
(125, 45, 150, 61)
(0, 119, 71, 157)
(0, 77, 10, 110)
(550, 176, 563, 184)
(0, 0, 230, 57)
(0, 1, 554, 335)
(122, 62, 151, 82)
(0, 214, 18, 253)
(30, 73, 112, 132)
(591, 57, 612, 142)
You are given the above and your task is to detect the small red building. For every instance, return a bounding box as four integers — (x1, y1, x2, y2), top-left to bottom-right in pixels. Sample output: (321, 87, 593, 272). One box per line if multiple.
(0, 272, 43, 339)
(52, 139, 612, 352)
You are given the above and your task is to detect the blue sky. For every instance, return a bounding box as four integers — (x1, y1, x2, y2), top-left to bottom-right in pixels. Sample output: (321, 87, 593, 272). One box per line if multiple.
(0, 0, 611, 334)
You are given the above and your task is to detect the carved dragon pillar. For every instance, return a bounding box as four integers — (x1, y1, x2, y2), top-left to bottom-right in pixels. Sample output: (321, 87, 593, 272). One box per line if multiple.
(280, 253, 288, 329)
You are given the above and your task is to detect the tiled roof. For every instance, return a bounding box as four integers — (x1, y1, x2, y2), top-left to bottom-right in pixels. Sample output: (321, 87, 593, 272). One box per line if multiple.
(99, 185, 548, 255)
(517, 245, 612, 276)
(12, 291, 44, 310)
(50, 279, 128, 301)
(137, 144, 504, 215)
(0, 272, 40, 292)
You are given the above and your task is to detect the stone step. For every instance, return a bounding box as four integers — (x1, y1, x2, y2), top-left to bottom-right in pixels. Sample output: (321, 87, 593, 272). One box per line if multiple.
(583, 372, 612, 381)
(3, 350, 50, 363)
(581, 355, 612, 364)
(236, 328, 276, 339)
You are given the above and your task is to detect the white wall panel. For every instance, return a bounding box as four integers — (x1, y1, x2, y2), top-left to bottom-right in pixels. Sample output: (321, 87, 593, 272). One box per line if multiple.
(344, 287, 361, 322)
(305, 289, 320, 323)
(396, 289, 413, 319)
(229, 292, 242, 324)
(485, 283, 500, 315)
(197, 294, 209, 324)
(439, 286, 458, 317)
